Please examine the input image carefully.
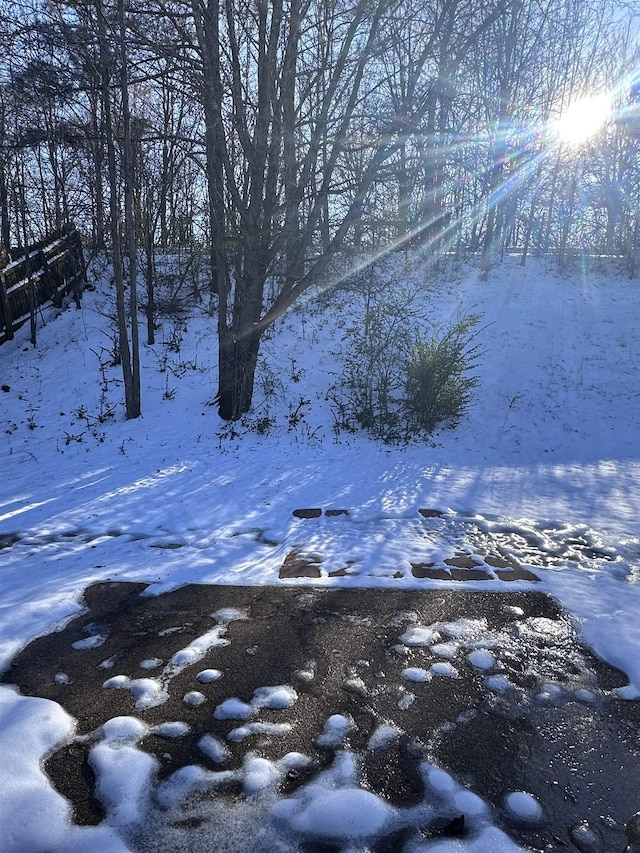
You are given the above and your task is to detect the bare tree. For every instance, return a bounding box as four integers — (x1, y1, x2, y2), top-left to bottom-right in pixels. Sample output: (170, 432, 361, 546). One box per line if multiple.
(118, 0, 140, 415)
(181, 0, 521, 420)
(184, 0, 399, 419)
(95, 0, 140, 418)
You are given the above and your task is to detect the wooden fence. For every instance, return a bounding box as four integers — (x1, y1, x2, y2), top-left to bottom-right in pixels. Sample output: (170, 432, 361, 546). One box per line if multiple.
(0, 225, 87, 345)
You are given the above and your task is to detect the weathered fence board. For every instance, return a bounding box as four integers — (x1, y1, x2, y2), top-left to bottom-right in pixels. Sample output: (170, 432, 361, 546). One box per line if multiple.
(0, 225, 87, 345)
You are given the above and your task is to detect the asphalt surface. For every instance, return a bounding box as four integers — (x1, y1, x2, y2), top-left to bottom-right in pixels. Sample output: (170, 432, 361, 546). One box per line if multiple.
(3, 582, 640, 852)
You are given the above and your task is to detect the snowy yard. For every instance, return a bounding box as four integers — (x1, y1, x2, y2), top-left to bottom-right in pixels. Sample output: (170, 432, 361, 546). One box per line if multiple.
(1, 253, 639, 851)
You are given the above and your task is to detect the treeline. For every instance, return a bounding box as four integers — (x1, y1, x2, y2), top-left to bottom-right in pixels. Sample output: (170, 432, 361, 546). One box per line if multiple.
(1, 0, 638, 418)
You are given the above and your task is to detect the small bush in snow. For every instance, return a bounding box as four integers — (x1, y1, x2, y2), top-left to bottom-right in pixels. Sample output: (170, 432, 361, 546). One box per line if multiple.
(334, 268, 481, 441)
(403, 315, 481, 434)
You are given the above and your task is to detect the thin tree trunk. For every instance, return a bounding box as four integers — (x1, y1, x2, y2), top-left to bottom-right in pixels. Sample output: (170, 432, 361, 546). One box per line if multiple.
(96, 0, 135, 415)
(119, 0, 141, 418)
(91, 92, 106, 251)
(145, 215, 155, 345)
(19, 190, 36, 347)
(0, 97, 11, 256)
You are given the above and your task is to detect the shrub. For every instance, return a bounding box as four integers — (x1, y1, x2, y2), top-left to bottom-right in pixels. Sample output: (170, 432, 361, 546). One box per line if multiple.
(333, 267, 481, 441)
(403, 314, 481, 434)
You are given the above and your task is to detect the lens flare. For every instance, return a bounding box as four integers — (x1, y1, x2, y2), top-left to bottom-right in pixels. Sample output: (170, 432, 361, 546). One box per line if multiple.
(553, 94, 611, 145)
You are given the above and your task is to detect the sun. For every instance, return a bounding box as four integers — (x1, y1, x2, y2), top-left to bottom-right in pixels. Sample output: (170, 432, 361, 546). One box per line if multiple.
(553, 94, 611, 145)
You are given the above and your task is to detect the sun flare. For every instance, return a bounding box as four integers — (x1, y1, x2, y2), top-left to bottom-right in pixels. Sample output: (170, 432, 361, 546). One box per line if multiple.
(553, 94, 611, 145)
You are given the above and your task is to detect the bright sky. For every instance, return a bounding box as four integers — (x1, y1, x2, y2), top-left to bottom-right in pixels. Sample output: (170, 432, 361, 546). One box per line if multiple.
(553, 93, 612, 145)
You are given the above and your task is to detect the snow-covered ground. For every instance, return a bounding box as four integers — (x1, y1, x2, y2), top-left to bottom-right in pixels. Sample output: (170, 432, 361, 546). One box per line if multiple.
(1, 252, 639, 851)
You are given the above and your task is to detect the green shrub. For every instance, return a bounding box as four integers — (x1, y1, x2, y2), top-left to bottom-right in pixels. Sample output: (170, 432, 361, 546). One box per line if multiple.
(403, 314, 481, 433)
(331, 263, 482, 442)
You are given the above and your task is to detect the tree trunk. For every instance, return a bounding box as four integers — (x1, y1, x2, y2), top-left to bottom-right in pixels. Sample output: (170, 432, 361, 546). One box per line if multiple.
(19, 192, 36, 347)
(96, 0, 136, 418)
(192, 0, 226, 301)
(119, 0, 141, 418)
(144, 218, 155, 345)
(217, 329, 262, 421)
(0, 97, 11, 255)
(91, 92, 106, 251)
(520, 160, 545, 266)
